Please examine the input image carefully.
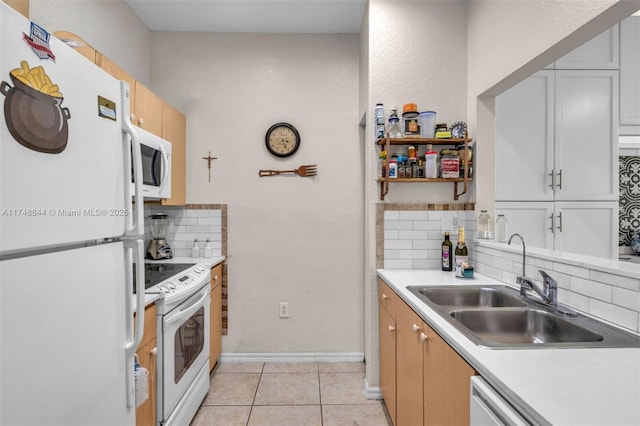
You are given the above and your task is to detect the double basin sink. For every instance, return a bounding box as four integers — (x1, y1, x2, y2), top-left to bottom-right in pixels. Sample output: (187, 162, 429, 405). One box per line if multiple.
(407, 285, 640, 349)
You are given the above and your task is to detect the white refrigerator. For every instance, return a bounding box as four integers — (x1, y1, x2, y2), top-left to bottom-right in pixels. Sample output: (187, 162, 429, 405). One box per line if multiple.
(0, 3, 146, 424)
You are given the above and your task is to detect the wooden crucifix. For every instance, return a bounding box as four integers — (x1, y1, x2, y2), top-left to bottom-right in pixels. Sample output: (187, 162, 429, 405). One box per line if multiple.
(201, 151, 218, 182)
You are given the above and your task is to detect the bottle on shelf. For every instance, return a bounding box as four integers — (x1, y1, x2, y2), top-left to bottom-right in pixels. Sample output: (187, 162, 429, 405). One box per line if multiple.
(496, 214, 508, 243)
(375, 103, 385, 140)
(388, 160, 398, 178)
(454, 226, 468, 277)
(441, 231, 453, 271)
(388, 116, 402, 138)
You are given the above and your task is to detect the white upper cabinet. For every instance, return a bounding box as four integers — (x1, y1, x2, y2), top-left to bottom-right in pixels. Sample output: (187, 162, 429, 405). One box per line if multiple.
(620, 16, 640, 135)
(496, 70, 554, 201)
(496, 70, 618, 202)
(555, 25, 619, 69)
(554, 70, 619, 201)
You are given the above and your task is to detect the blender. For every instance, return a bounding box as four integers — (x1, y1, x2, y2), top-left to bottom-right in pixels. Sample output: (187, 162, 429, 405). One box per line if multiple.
(146, 213, 173, 260)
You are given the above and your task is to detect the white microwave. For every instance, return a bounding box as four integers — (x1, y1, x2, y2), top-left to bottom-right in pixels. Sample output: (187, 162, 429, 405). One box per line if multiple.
(131, 126, 172, 199)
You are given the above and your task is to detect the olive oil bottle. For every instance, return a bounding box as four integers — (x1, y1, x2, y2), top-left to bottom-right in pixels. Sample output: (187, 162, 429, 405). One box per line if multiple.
(441, 231, 453, 271)
(454, 226, 468, 276)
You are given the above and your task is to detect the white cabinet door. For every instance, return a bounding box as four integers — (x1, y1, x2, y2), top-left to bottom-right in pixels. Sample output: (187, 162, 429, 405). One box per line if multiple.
(554, 70, 618, 201)
(495, 202, 554, 250)
(496, 71, 554, 201)
(555, 25, 619, 69)
(553, 201, 618, 259)
(620, 16, 640, 135)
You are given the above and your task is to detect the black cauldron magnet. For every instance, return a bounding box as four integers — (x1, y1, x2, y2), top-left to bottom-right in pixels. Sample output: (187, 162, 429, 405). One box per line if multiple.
(1, 61, 71, 154)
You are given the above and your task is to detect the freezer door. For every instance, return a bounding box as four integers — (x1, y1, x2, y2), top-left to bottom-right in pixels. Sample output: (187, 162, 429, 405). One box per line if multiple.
(0, 4, 127, 253)
(0, 243, 135, 425)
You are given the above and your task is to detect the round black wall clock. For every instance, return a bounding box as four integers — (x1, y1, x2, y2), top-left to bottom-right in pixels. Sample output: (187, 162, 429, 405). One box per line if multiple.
(265, 122, 300, 157)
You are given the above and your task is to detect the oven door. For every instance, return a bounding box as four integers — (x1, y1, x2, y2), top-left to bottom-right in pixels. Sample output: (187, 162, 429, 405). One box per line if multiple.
(161, 284, 210, 419)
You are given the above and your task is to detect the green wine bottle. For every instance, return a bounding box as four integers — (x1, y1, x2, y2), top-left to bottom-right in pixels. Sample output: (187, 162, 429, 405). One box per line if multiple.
(441, 231, 453, 271)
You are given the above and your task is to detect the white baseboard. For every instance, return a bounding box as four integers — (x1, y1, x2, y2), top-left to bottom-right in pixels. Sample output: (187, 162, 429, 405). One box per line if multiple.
(364, 378, 383, 400)
(218, 352, 365, 363)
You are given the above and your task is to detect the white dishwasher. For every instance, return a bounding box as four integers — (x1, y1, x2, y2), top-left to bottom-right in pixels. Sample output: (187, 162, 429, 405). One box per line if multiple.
(470, 376, 530, 425)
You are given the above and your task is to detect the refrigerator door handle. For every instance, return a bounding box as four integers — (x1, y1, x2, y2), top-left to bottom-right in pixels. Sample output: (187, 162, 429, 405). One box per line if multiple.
(124, 239, 145, 409)
(121, 81, 144, 239)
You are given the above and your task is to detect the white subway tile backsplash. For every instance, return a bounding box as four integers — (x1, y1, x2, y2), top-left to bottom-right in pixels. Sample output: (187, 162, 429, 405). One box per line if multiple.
(590, 271, 640, 291)
(558, 290, 590, 313)
(384, 211, 399, 220)
(570, 277, 612, 303)
(386, 240, 412, 250)
(385, 220, 413, 230)
(384, 250, 399, 260)
(552, 262, 590, 280)
(385, 259, 413, 269)
(589, 300, 639, 331)
(399, 211, 429, 220)
(612, 287, 640, 312)
(398, 230, 429, 240)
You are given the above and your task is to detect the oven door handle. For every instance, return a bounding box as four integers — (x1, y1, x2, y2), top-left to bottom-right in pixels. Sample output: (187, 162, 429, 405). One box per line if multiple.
(165, 287, 210, 329)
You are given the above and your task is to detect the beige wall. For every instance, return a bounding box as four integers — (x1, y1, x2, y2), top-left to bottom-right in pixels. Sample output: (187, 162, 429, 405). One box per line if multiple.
(149, 32, 363, 355)
(29, 0, 151, 85)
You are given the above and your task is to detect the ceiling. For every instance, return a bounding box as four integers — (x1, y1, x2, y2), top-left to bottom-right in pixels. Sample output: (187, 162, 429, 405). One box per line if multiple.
(124, 0, 368, 34)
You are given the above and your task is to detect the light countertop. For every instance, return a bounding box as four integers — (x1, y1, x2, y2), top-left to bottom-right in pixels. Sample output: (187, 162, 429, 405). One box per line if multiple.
(377, 269, 640, 426)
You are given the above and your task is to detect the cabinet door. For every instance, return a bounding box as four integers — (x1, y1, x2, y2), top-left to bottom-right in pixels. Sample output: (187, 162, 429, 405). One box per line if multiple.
(161, 102, 187, 206)
(134, 81, 164, 137)
(53, 31, 96, 63)
(555, 70, 618, 201)
(553, 201, 618, 259)
(210, 264, 223, 371)
(620, 16, 640, 135)
(135, 338, 158, 426)
(379, 280, 398, 319)
(423, 321, 476, 426)
(495, 202, 554, 251)
(379, 303, 397, 426)
(96, 53, 136, 123)
(555, 25, 619, 69)
(4, 0, 28, 18)
(134, 303, 157, 349)
(396, 302, 424, 426)
(496, 70, 554, 201)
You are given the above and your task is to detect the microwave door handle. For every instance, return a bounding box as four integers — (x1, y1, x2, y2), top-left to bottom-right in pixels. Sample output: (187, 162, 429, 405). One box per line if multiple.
(158, 143, 169, 194)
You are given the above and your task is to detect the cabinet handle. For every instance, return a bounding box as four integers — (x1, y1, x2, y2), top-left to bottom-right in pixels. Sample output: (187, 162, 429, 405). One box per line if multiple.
(130, 113, 136, 123)
(420, 332, 428, 342)
(557, 169, 563, 190)
(382, 294, 388, 300)
(412, 323, 421, 333)
(388, 325, 396, 332)
(548, 169, 555, 189)
(549, 213, 555, 234)
(557, 212, 563, 232)
(138, 117, 144, 126)
(213, 275, 219, 281)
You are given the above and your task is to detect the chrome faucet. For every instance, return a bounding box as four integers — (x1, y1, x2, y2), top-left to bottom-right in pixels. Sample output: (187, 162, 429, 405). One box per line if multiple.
(508, 233, 558, 307)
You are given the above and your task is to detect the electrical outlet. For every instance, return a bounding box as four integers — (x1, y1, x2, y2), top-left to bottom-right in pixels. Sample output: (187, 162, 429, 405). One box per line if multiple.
(279, 302, 290, 318)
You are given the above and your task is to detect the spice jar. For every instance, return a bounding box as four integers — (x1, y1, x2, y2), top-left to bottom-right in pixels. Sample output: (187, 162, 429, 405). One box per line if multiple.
(402, 103, 420, 136)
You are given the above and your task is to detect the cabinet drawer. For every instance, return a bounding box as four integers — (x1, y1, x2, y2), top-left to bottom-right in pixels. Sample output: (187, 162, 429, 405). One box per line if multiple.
(379, 280, 398, 319)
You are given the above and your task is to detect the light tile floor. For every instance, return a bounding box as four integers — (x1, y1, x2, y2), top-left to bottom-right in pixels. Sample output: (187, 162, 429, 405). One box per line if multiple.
(191, 361, 392, 426)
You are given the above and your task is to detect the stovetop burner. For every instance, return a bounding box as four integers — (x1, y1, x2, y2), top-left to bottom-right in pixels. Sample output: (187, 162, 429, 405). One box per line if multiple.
(133, 263, 196, 293)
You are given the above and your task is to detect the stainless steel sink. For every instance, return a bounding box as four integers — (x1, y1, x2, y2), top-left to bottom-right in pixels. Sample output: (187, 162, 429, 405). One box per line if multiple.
(450, 308, 604, 346)
(410, 285, 527, 308)
(407, 284, 640, 349)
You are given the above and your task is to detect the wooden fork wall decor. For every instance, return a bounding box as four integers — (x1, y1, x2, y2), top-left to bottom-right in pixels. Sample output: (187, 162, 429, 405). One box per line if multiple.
(258, 164, 317, 177)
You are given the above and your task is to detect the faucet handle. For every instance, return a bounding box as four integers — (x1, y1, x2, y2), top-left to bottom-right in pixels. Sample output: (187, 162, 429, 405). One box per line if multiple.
(538, 270, 557, 289)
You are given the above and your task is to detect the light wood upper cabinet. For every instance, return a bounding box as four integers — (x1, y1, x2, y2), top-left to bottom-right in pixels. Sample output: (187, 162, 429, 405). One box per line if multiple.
(54, 31, 96, 63)
(95, 52, 136, 121)
(161, 102, 187, 206)
(210, 263, 223, 371)
(134, 81, 163, 137)
(4, 0, 28, 18)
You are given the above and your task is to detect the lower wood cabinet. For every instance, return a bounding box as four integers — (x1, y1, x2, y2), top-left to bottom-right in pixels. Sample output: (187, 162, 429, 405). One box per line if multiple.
(210, 264, 223, 371)
(135, 304, 157, 426)
(378, 279, 477, 426)
(135, 337, 157, 426)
